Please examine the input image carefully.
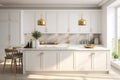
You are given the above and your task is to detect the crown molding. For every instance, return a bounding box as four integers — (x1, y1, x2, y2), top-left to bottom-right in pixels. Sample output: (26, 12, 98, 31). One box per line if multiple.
(0, 4, 101, 9)
(98, 0, 109, 6)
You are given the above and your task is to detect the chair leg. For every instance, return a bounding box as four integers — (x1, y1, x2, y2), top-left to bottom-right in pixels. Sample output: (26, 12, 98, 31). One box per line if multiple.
(14, 59, 16, 74)
(3, 58, 6, 73)
(19, 58, 20, 69)
(11, 59, 13, 69)
(21, 57, 23, 68)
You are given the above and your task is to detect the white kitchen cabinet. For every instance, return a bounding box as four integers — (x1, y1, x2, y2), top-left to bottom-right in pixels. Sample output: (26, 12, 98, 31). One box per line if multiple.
(0, 23, 9, 46)
(22, 10, 35, 33)
(46, 11, 57, 33)
(75, 51, 92, 71)
(59, 51, 74, 71)
(75, 50, 109, 71)
(70, 11, 90, 33)
(10, 23, 20, 46)
(35, 10, 46, 33)
(0, 10, 21, 60)
(90, 11, 102, 33)
(24, 51, 41, 71)
(23, 48, 110, 73)
(24, 50, 57, 71)
(69, 12, 80, 33)
(9, 10, 20, 22)
(22, 10, 102, 34)
(42, 51, 57, 71)
(93, 51, 108, 71)
(9, 10, 21, 46)
(0, 23, 9, 60)
(57, 12, 69, 33)
(0, 10, 8, 22)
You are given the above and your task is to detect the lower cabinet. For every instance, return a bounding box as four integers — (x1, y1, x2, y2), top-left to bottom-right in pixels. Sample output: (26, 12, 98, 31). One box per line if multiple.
(24, 51, 58, 71)
(23, 50, 110, 72)
(25, 51, 41, 71)
(75, 51, 109, 71)
(59, 51, 74, 71)
(42, 51, 57, 71)
(75, 51, 92, 71)
(93, 51, 108, 71)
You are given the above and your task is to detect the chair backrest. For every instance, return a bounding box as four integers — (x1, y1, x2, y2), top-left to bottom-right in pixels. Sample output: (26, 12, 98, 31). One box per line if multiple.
(5, 48, 18, 56)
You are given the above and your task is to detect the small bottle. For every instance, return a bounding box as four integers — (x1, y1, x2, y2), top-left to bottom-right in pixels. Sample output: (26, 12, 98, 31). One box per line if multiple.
(94, 37, 99, 44)
(29, 39, 32, 48)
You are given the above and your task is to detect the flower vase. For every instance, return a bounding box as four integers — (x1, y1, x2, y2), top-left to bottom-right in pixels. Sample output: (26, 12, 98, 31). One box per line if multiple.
(35, 39, 39, 48)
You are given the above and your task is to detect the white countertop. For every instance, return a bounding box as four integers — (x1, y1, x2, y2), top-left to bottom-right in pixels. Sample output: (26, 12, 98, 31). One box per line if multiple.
(22, 44, 110, 51)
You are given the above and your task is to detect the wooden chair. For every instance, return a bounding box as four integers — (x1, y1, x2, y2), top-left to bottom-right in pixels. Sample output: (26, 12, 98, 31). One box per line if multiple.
(3, 48, 22, 74)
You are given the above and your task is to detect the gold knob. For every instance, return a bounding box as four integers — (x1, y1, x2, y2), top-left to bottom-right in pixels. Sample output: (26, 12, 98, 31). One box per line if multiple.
(91, 53, 95, 56)
(40, 52, 44, 55)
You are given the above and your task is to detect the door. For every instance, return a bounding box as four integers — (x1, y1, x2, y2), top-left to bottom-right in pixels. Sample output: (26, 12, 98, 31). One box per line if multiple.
(9, 10, 21, 46)
(57, 12, 69, 33)
(59, 51, 74, 71)
(46, 11, 57, 33)
(25, 51, 41, 71)
(42, 51, 57, 71)
(93, 51, 107, 71)
(23, 10, 35, 33)
(75, 51, 92, 71)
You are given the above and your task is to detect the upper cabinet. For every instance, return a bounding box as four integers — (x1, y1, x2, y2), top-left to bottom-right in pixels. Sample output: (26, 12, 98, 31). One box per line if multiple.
(69, 11, 90, 33)
(35, 10, 46, 33)
(22, 10, 102, 34)
(90, 11, 102, 33)
(0, 10, 8, 21)
(22, 10, 35, 33)
(57, 11, 69, 33)
(46, 11, 57, 33)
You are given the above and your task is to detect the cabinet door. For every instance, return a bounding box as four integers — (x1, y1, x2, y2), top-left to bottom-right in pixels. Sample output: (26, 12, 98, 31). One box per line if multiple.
(23, 10, 35, 33)
(93, 51, 107, 71)
(42, 51, 57, 71)
(0, 23, 9, 60)
(25, 51, 41, 71)
(0, 10, 8, 22)
(69, 12, 80, 33)
(59, 51, 74, 71)
(91, 11, 102, 33)
(46, 11, 57, 33)
(70, 11, 90, 33)
(9, 10, 20, 22)
(57, 12, 69, 33)
(9, 10, 21, 46)
(75, 51, 92, 71)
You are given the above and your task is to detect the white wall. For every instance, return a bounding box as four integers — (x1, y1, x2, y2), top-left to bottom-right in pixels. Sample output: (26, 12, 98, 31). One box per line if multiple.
(102, 0, 118, 49)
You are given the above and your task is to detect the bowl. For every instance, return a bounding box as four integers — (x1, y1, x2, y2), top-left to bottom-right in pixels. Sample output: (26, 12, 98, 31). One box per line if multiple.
(84, 44, 94, 48)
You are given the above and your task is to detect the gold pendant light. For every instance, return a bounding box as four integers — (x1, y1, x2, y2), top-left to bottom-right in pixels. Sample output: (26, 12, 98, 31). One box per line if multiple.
(78, 13, 86, 26)
(78, 18, 86, 25)
(37, 14, 46, 26)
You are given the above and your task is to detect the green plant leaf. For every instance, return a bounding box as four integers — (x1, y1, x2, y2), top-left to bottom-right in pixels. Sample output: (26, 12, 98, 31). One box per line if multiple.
(32, 30, 41, 39)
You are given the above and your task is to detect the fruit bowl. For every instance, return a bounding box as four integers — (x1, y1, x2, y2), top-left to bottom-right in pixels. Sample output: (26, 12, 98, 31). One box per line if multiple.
(84, 44, 94, 48)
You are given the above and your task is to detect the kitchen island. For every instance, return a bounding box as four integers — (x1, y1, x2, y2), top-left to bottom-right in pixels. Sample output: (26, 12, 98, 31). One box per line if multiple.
(22, 44, 110, 74)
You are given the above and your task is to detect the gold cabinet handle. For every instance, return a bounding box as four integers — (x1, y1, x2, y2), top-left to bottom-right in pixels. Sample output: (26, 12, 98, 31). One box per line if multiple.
(91, 53, 96, 56)
(40, 52, 44, 56)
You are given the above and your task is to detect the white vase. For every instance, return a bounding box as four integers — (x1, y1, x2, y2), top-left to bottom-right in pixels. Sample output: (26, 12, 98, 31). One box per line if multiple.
(32, 39, 39, 48)
(35, 39, 39, 48)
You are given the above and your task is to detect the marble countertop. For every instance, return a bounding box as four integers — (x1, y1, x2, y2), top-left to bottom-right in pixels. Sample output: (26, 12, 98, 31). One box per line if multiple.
(22, 44, 110, 51)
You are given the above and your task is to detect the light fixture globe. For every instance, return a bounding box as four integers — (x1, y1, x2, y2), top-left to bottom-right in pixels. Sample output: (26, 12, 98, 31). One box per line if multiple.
(38, 18, 46, 26)
(78, 18, 86, 25)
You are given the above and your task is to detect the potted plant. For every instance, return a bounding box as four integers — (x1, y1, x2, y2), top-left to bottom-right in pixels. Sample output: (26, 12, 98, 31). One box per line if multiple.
(32, 30, 41, 48)
(112, 51, 119, 60)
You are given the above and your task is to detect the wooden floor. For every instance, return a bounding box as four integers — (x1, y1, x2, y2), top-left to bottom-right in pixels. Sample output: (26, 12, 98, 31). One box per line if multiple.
(0, 61, 120, 80)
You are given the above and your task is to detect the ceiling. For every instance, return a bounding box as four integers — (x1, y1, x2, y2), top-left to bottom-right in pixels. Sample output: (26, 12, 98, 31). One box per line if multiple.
(0, 0, 109, 8)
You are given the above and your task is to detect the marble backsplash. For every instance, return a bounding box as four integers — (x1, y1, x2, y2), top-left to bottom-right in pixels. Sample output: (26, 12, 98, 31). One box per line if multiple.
(24, 33, 101, 45)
